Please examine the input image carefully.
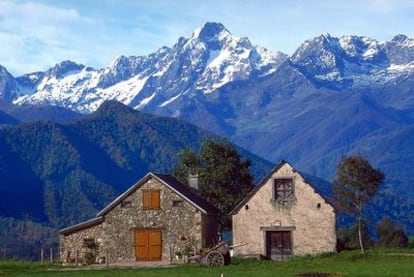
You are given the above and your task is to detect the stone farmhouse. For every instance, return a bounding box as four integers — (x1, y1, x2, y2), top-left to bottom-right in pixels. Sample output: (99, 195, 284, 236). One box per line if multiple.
(59, 172, 219, 264)
(231, 160, 336, 260)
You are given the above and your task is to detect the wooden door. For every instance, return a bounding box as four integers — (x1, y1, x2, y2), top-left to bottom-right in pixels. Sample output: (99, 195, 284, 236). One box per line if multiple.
(266, 231, 292, 260)
(134, 229, 162, 261)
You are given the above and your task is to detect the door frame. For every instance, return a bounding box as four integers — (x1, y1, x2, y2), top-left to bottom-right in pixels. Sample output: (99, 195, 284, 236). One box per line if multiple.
(261, 226, 295, 260)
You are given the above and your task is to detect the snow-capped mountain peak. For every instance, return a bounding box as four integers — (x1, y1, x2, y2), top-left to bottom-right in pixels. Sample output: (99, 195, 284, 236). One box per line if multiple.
(194, 22, 231, 45)
(174, 22, 287, 93)
(8, 22, 286, 112)
(46, 60, 86, 79)
(108, 55, 129, 72)
(3, 25, 412, 116)
(386, 34, 414, 65)
(288, 33, 414, 89)
(392, 34, 410, 45)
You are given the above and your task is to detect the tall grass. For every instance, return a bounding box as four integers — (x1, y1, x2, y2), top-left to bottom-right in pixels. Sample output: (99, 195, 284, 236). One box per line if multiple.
(0, 249, 413, 277)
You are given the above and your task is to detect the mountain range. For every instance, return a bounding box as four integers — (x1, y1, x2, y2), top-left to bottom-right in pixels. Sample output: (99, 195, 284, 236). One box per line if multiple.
(0, 22, 414, 230)
(1, 22, 413, 197)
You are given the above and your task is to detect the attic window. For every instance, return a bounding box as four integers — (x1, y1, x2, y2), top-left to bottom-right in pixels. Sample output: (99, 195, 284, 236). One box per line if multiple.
(273, 178, 295, 202)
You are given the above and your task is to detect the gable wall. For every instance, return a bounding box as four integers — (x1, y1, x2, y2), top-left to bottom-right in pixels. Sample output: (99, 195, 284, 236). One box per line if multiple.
(103, 176, 206, 263)
(232, 163, 336, 257)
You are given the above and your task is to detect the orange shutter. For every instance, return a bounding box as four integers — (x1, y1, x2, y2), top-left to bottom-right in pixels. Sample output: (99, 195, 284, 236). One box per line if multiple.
(143, 190, 160, 209)
(143, 190, 151, 209)
(151, 190, 160, 209)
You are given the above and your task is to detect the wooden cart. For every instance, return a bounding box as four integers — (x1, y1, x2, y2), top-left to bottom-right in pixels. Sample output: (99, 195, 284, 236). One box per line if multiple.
(191, 241, 230, 267)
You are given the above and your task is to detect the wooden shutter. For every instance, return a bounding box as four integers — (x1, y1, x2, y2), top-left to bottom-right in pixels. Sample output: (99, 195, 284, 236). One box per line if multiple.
(143, 190, 151, 209)
(143, 190, 160, 209)
(151, 190, 160, 209)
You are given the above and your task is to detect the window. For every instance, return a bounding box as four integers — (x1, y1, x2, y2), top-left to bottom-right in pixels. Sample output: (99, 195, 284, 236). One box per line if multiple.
(83, 238, 96, 248)
(172, 200, 183, 207)
(121, 200, 132, 208)
(143, 190, 160, 209)
(274, 178, 294, 202)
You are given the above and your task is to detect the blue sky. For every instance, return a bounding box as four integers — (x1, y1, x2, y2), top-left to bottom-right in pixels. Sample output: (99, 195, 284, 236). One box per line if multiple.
(1, 0, 413, 76)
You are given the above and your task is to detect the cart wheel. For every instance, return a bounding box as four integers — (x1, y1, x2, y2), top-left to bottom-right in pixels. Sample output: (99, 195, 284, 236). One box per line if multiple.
(206, 250, 225, 267)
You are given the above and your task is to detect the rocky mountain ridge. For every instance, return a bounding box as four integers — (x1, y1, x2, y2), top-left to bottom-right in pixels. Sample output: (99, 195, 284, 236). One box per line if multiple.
(1, 22, 287, 114)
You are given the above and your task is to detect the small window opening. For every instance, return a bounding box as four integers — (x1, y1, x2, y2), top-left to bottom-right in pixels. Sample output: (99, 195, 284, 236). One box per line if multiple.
(121, 200, 132, 208)
(317, 203, 321, 209)
(245, 205, 249, 210)
(83, 238, 96, 248)
(173, 200, 183, 207)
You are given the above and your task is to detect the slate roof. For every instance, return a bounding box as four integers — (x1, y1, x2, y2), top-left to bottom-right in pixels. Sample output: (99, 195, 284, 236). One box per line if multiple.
(153, 173, 220, 215)
(60, 216, 104, 236)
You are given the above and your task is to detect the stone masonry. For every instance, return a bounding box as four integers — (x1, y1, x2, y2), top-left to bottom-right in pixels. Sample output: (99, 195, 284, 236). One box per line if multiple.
(60, 173, 218, 264)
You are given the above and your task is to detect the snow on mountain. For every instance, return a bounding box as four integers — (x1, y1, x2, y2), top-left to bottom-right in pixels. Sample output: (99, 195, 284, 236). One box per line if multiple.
(386, 34, 414, 65)
(289, 33, 414, 90)
(189, 23, 286, 93)
(11, 22, 287, 113)
(1, 25, 414, 147)
(7, 24, 412, 115)
(15, 62, 99, 112)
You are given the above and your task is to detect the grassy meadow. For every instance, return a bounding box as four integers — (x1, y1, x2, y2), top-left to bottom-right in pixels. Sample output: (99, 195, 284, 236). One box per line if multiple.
(0, 249, 413, 277)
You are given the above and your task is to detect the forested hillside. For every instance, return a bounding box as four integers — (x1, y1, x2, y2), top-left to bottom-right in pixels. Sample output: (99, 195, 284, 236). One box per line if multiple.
(0, 100, 272, 228)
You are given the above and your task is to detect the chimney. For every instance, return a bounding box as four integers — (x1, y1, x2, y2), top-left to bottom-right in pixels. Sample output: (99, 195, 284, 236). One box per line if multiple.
(188, 171, 199, 190)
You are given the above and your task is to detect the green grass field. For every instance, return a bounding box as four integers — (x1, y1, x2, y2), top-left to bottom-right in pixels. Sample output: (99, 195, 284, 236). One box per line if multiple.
(1, 249, 413, 277)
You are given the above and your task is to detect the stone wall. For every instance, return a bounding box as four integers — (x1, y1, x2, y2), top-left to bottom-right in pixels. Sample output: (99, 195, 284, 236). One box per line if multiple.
(60, 175, 217, 264)
(59, 223, 103, 264)
(103, 177, 206, 263)
(232, 163, 336, 258)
